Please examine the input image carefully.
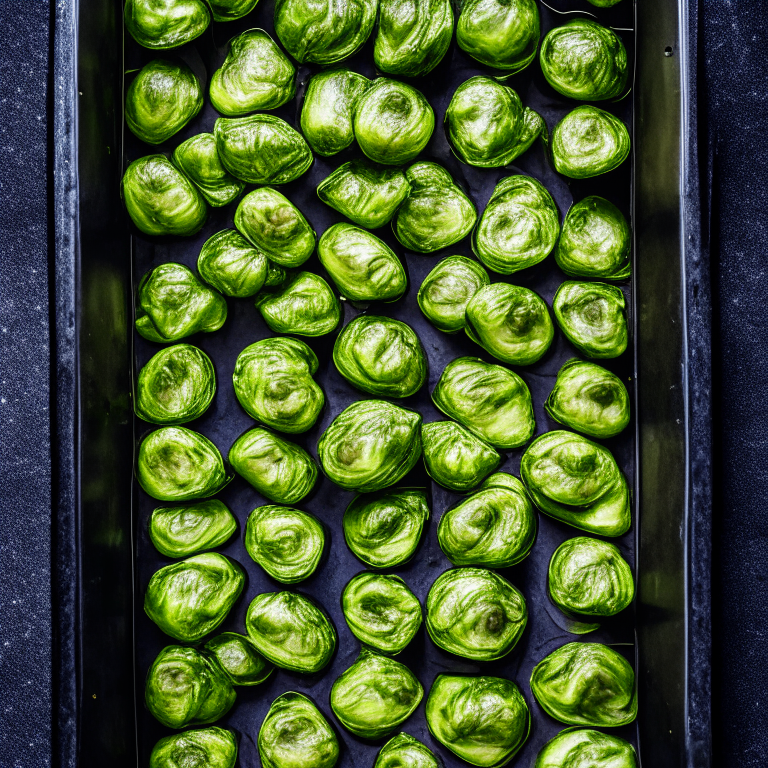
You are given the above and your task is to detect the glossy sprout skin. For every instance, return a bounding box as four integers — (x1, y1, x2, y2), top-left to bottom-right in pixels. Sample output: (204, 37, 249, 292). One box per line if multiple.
(207, 0, 260, 21)
(375, 733, 443, 768)
(125, 0, 210, 49)
(172, 134, 245, 207)
(198, 229, 268, 298)
(149, 727, 238, 768)
(534, 729, 638, 768)
(330, 649, 424, 738)
(205, 632, 275, 686)
(318, 400, 423, 492)
(530, 642, 638, 727)
(341, 572, 422, 654)
(149, 500, 237, 558)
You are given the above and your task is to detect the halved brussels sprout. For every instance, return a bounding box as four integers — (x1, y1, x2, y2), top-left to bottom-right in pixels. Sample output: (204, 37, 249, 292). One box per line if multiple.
(245, 505, 324, 583)
(245, 591, 337, 672)
(233, 337, 324, 433)
(330, 649, 423, 738)
(318, 400, 422, 492)
(198, 229, 268, 297)
(205, 632, 275, 686)
(137, 426, 231, 501)
(149, 727, 238, 768)
(426, 675, 530, 766)
(553, 281, 628, 359)
(123, 156, 207, 237)
(375, 733, 442, 768)
(145, 645, 235, 728)
(432, 357, 535, 449)
(437, 472, 536, 567)
(207, 0, 259, 21)
(445, 77, 545, 168)
(465, 283, 554, 365)
(545, 359, 630, 438)
(520, 430, 631, 536)
(540, 21, 628, 101)
(333, 316, 427, 398)
(473, 176, 560, 274)
(534, 729, 638, 768)
(259, 693, 340, 768)
(551, 107, 630, 179)
(530, 642, 637, 726)
(214, 115, 313, 184)
(125, 0, 210, 49)
(229, 428, 318, 504)
(354, 80, 435, 166)
(149, 500, 236, 558)
(343, 488, 430, 568)
(318, 224, 407, 302)
(145, 553, 244, 641)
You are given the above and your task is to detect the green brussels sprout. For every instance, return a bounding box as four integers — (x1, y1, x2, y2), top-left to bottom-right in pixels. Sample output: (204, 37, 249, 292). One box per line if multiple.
(317, 161, 410, 229)
(333, 316, 427, 398)
(318, 223, 407, 302)
(437, 472, 536, 567)
(354, 80, 435, 166)
(520, 430, 631, 536)
(122, 156, 207, 237)
(149, 727, 238, 768)
(431, 357, 535, 449)
(556, 197, 631, 280)
(540, 21, 628, 101)
(587, 0, 623, 5)
(343, 488, 430, 568)
(149, 500, 236, 557)
(330, 649, 423, 738)
(300, 70, 370, 157)
(445, 77, 545, 168)
(551, 107, 630, 179)
(245, 505, 325, 583)
(530, 642, 637, 726)
(137, 426, 232, 501)
(205, 632, 275, 686)
(342, 572, 422, 654)
(473, 176, 560, 274)
(375, 733, 442, 768)
(545, 359, 630, 438)
(125, 60, 202, 145)
(534, 729, 638, 768)
(266, 261, 288, 287)
(426, 675, 530, 766)
(207, 0, 259, 21)
(172, 134, 246, 207)
(232, 337, 324, 433)
(125, 0, 209, 49)
(465, 283, 554, 366)
(553, 281, 628, 359)
(214, 115, 313, 185)
(145, 646, 235, 728)
(198, 229, 269, 298)
(245, 591, 337, 672)
(318, 400, 422, 492)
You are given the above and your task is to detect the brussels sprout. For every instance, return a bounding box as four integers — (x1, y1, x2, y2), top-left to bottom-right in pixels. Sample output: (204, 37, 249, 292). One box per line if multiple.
(473, 176, 559, 275)
(530, 642, 637, 726)
(245, 591, 337, 672)
(520, 430, 631, 536)
(137, 427, 232, 501)
(432, 357, 535, 449)
(342, 572, 422, 654)
(232, 337, 323, 433)
(229, 428, 318, 504)
(214, 115, 313, 184)
(545, 359, 630, 438)
(172, 134, 246, 207)
(300, 70, 371, 157)
(426, 675, 530, 766)
(445, 77, 545, 168)
(333, 316, 427, 398)
(145, 646, 235, 728)
(534, 729, 638, 768)
(266, 261, 288, 287)
(551, 107, 630, 179)
(587, 0, 623, 5)
(553, 281, 628, 359)
(207, 0, 259, 21)
(205, 632, 275, 686)
(354, 80, 435, 166)
(318, 224, 407, 302)
(318, 400, 422, 492)
(198, 229, 268, 298)
(125, 0, 210, 49)
(122, 156, 207, 237)
(330, 649, 423, 738)
(375, 733, 442, 768)
(245, 505, 325, 583)
(343, 488, 430, 568)
(149, 727, 238, 768)
(540, 21, 628, 101)
(149, 500, 236, 557)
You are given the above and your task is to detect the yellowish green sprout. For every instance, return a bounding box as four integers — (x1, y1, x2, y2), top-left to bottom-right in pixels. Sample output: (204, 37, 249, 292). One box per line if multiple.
(534, 729, 638, 768)
(207, 0, 260, 21)
(197, 229, 268, 298)
(172, 133, 245, 207)
(149, 727, 238, 768)
(375, 733, 442, 768)
(149, 500, 236, 558)
(125, 0, 210, 49)
(205, 632, 275, 686)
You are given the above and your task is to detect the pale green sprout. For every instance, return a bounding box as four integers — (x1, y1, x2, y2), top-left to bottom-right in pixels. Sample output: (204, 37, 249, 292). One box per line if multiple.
(375, 733, 442, 768)
(205, 632, 275, 686)
(172, 133, 245, 207)
(125, 0, 210, 50)
(534, 729, 638, 768)
(149, 500, 236, 558)
(149, 728, 238, 768)
(197, 229, 269, 298)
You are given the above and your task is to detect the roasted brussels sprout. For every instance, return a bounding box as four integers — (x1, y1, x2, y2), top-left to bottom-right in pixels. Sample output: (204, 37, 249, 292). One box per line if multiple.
(521, 431, 631, 536)
(173, 134, 245, 208)
(318, 400, 422, 492)
(149, 500, 236, 558)
(545, 359, 630, 438)
(205, 632, 275, 686)
(534, 729, 638, 768)
(343, 488, 430, 568)
(530, 642, 637, 726)
(149, 727, 238, 768)
(198, 229, 268, 297)
(426, 675, 530, 766)
(354, 80, 435, 165)
(375, 733, 442, 768)
(330, 649, 423, 738)
(553, 282, 628, 359)
(125, 0, 210, 49)
(245, 591, 337, 672)
(207, 0, 259, 21)
(318, 224, 407, 302)
(432, 357, 535, 449)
